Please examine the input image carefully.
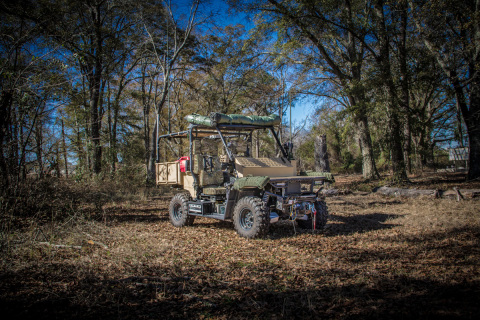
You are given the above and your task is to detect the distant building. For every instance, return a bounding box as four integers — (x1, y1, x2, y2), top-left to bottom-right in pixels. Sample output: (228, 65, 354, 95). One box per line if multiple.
(449, 148, 469, 161)
(447, 147, 469, 172)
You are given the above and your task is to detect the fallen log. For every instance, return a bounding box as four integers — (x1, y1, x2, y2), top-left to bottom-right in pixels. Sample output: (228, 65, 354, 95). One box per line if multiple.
(374, 186, 437, 198)
(373, 186, 480, 199)
(442, 189, 480, 199)
(37, 242, 82, 249)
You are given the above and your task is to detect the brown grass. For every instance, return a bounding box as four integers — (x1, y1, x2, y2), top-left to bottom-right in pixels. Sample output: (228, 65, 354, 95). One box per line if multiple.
(0, 178, 479, 319)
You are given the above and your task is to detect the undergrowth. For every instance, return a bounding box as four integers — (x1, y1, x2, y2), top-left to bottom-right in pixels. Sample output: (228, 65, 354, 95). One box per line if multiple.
(0, 176, 167, 250)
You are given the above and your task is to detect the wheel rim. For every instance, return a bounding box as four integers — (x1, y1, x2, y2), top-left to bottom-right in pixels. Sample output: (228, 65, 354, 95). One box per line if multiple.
(172, 203, 182, 221)
(239, 208, 254, 230)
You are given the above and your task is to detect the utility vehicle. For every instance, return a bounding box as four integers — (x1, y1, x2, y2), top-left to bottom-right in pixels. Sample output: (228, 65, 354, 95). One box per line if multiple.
(156, 113, 334, 238)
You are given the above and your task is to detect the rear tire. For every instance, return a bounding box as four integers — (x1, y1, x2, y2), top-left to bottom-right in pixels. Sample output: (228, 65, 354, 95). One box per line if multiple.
(297, 201, 328, 230)
(233, 196, 269, 239)
(169, 193, 195, 227)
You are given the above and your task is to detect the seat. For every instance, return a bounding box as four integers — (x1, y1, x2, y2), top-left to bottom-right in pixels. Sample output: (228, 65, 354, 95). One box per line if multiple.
(202, 186, 227, 195)
(192, 139, 225, 188)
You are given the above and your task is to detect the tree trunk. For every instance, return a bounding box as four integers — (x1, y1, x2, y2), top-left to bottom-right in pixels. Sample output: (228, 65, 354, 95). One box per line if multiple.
(314, 134, 330, 172)
(466, 120, 480, 180)
(35, 122, 43, 179)
(19, 121, 26, 180)
(142, 63, 153, 184)
(90, 82, 102, 175)
(354, 111, 379, 180)
(55, 142, 61, 178)
(11, 104, 19, 182)
(465, 77, 480, 180)
(112, 102, 119, 173)
(0, 91, 12, 187)
(399, 2, 412, 174)
(89, 3, 104, 175)
(107, 83, 113, 173)
(345, 2, 379, 181)
(403, 117, 412, 173)
(147, 117, 157, 185)
(61, 118, 68, 178)
(374, 0, 408, 183)
(389, 109, 408, 182)
(106, 82, 119, 174)
(88, 55, 103, 175)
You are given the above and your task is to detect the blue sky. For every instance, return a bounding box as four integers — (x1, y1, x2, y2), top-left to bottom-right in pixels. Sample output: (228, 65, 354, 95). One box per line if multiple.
(205, 1, 318, 125)
(173, 0, 318, 126)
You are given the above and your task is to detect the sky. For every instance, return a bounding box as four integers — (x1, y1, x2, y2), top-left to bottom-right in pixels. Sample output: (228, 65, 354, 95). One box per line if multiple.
(174, 0, 318, 127)
(208, 1, 318, 126)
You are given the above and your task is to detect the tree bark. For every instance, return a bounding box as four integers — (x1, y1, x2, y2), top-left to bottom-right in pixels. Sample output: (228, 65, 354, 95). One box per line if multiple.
(0, 91, 12, 186)
(35, 121, 43, 179)
(147, 117, 157, 184)
(354, 111, 380, 180)
(374, 0, 408, 183)
(61, 118, 68, 178)
(465, 76, 480, 180)
(399, 3, 412, 173)
(141, 62, 153, 184)
(90, 72, 102, 175)
(88, 2, 105, 175)
(314, 134, 330, 172)
(345, 1, 379, 181)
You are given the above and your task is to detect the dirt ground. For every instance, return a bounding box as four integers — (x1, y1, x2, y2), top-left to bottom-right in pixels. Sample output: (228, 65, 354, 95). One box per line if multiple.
(334, 171, 480, 190)
(1, 173, 479, 319)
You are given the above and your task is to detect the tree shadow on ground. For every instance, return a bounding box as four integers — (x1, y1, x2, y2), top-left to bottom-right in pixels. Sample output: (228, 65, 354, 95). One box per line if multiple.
(191, 218, 233, 230)
(186, 212, 401, 239)
(328, 197, 403, 208)
(324, 213, 401, 236)
(1, 263, 478, 320)
(98, 212, 168, 224)
(187, 218, 319, 239)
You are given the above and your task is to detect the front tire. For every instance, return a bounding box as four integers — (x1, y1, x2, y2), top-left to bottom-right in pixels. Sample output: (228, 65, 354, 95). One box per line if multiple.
(169, 193, 195, 227)
(233, 196, 269, 239)
(297, 201, 328, 230)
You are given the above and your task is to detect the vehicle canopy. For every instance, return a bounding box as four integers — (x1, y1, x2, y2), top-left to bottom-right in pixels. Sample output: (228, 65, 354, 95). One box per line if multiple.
(157, 112, 290, 161)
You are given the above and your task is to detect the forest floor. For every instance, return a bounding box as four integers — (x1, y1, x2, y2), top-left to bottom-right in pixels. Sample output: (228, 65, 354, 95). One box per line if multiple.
(1, 172, 479, 319)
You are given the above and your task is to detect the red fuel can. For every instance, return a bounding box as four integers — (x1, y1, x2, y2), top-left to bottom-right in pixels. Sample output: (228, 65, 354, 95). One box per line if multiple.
(177, 156, 190, 172)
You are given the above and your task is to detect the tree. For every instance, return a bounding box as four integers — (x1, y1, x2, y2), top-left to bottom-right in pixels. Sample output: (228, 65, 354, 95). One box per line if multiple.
(180, 25, 281, 114)
(314, 134, 330, 172)
(141, 0, 202, 183)
(409, 0, 480, 180)
(246, 0, 380, 180)
(28, 0, 143, 175)
(371, 0, 408, 182)
(0, 2, 68, 185)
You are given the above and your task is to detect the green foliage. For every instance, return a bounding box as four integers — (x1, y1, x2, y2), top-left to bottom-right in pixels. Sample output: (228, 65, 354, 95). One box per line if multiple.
(1, 0, 474, 186)
(295, 138, 315, 169)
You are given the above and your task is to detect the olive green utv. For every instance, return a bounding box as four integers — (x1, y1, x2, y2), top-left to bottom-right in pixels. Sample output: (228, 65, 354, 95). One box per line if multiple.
(156, 113, 334, 239)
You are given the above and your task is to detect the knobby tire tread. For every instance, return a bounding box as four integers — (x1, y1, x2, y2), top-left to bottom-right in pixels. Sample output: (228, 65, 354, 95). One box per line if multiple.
(169, 193, 195, 227)
(233, 196, 269, 239)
